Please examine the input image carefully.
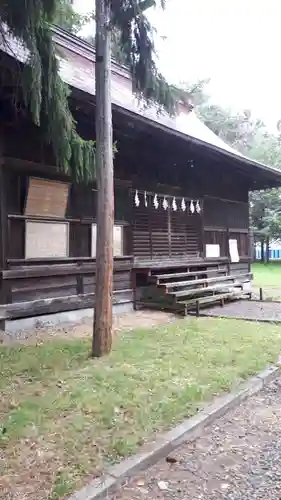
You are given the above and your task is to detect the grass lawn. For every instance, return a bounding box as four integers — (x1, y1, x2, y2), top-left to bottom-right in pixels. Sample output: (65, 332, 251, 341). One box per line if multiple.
(1, 317, 281, 499)
(252, 262, 281, 299)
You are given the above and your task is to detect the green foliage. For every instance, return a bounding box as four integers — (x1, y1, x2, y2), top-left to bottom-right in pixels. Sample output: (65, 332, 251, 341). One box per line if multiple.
(1, 0, 96, 180)
(2, 316, 281, 497)
(88, 1, 184, 114)
(187, 80, 281, 242)
(177, 79, 210, 107)
(199, 105, 265, 155)
(1, 0, 182, 179)
(250, 189, 281, 237)
(110, 0, 183, 114)
(54, 0, 89, 33)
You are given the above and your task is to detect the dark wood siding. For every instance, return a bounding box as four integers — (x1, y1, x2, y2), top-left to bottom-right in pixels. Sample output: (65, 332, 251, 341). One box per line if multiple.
(1, 166, 133, 312)
(132, 201, 201, 260)
(204, 229, 228, 257)
(229, 231, 249, 258)
(203, 196, 249, 259)
(171, 212, 199, 257)
(204, 197, 248, 229)
(2, 257, 132, 307)
(0, 110, 254, 318)
(151, 207, 169, 256)
(132, 204, 151, 258)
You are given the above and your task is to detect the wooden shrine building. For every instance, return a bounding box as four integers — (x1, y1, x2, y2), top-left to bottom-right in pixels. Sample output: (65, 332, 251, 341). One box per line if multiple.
(0, 26, 281, 324)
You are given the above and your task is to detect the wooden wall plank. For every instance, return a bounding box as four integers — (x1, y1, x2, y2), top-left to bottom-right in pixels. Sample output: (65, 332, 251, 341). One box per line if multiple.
(6, 262, 132, 304)
(0, 165, 8, 270)
(25, 178, 69, 217)
(5, 289, 133, 319)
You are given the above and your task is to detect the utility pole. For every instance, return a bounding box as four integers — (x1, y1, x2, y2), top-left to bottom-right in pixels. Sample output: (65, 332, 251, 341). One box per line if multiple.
(92, 0, 114, 357)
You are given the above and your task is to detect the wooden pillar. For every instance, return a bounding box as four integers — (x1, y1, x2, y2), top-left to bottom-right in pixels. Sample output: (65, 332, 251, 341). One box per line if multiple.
(132, 269, 137, 310)
(0, 158, 10, 305)
(148, 203, 153, 259)
(226, 227, 230, 274)
(167, 206, 172, 257)
(0, 137, 8, 271)
(199, 199, 204, 258)
(127, 187, 134, 257)
(249, 231, 254, 272)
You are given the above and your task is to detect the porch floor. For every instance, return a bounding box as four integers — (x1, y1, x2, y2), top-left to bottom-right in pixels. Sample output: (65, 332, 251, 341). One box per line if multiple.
(133, 256, 228, 269)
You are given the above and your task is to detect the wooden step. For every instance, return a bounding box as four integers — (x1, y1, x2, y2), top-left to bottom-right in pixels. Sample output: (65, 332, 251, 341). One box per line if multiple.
(150, 268, 228, 284)
(172, 282, 244, 299)
(163, 272, 252, 290)
(179, 290, 247, 309)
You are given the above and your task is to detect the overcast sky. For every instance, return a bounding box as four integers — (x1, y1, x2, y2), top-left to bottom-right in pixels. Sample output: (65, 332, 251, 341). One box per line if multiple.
(73, 0, 281, 130)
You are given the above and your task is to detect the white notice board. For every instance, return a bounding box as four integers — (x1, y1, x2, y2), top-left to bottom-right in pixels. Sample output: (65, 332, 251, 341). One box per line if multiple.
(25, 221, 69, 258)
(91, 224, 97, 257)
(113, 226, 123, 257)
(92, 224, 124, 257)
(205, 244, 220, 258)
(229, 239, 240, 263)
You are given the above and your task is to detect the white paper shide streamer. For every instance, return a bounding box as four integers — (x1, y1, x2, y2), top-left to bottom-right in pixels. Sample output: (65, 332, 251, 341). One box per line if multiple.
(162, 196, 168, 210)
(134, 189, 140, 207)
(144, 191, 148, 207)
(172, 197, 177, 211)
(134, 189, 201, 215)
(153, 193, 159, 209)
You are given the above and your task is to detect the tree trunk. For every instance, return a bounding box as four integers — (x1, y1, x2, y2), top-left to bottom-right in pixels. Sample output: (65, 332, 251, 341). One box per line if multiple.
(250, 232, 255, 261)
(265, 236, 270, 263)
(260, 237, 265, 262)
(92, 0, 114, 357)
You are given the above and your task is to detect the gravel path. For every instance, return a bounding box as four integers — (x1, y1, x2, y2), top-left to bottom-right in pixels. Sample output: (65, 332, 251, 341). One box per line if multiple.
(200, 299, 281, 322)
(110, 376, 281, 500)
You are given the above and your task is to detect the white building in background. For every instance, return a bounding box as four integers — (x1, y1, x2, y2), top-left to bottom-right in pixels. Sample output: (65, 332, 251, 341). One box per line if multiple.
(255, 240, 281, 260)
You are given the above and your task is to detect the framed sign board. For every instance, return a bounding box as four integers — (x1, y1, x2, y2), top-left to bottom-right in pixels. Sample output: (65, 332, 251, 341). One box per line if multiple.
(25, 178, 69, 218)
(91, 224, 124, 258)
(25, 221, 69, 259)
(205, 244, 220, 258)
(91, 224, 97, 257)
(229, 238, 240, 263)
(113, 225, 124, 256)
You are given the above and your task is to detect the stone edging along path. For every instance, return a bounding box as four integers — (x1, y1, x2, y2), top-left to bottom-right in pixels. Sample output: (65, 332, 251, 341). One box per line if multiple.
(68, 363, 281, 500)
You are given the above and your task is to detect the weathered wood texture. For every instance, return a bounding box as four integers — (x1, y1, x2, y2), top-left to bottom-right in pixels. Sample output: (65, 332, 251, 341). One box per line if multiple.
(0, 103, 251, 319)
(132, 197, 201, 260)
(0, 163, 132, 310)
(203, 196, 250, 259)
(1, 257, 132, 306)
(93, 0, 114, 355)
(4, 289, 133, 319)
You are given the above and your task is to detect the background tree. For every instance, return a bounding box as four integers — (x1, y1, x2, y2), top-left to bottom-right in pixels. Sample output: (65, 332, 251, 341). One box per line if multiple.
(85, 29, 128, 67)
(190, 82, 281, 260)
(54, 0, 89, 33)
(0, 0, 96, 180)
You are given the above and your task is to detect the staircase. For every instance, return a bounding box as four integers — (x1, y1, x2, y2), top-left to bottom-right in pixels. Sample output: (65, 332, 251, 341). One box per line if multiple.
(138, 263, 252, 315)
